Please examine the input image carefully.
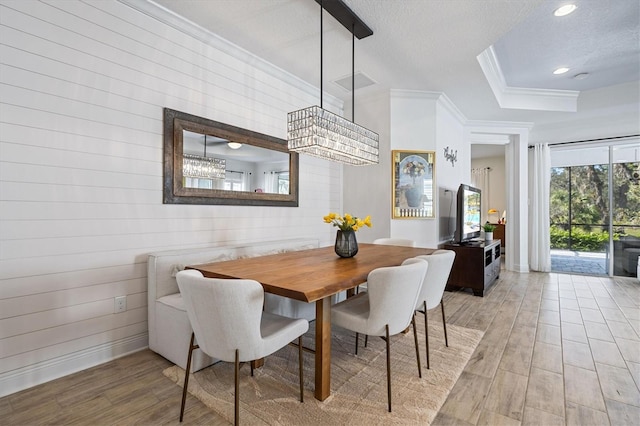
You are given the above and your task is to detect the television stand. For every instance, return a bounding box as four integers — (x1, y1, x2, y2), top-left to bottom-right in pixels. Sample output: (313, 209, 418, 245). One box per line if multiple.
(444, 240, 501, 297)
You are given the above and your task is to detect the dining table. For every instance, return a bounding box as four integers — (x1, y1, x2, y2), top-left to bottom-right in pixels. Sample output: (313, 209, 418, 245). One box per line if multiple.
(188, 243, 436, 401)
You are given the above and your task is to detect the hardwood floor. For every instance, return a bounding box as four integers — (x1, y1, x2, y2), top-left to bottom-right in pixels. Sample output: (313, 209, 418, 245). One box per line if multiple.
(2, 269, 639, 425)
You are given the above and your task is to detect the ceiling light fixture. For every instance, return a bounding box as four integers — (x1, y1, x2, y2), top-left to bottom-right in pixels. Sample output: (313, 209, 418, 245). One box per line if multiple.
(573, 72, 589, 80)
(183, 135, 226, 179)
(287, 0, 379, 166)
(554, 4, 577, 17)
(227, 142, 242, 149)
(553, 67, 570, 75)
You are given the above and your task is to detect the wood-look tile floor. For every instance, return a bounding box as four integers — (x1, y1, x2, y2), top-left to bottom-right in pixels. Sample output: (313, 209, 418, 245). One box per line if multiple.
(1, 270, 639, 425)
(435, 269, 640, 426)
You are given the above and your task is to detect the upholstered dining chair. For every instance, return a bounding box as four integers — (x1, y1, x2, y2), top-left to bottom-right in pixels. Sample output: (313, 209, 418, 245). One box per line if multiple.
(372, 237, 416, 247)
(412, 250, 456, 369)
(331, 258, 428, 412)
(176, 270, 309, 425)
(355, 237, 417, 294)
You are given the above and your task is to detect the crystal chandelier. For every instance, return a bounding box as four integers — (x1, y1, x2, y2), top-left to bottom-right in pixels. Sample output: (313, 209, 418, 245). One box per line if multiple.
(182, 135, 226, 179)
(182, 154, 225, 179)
(288, 106, 378, 165)
(287, 0, 379, 166)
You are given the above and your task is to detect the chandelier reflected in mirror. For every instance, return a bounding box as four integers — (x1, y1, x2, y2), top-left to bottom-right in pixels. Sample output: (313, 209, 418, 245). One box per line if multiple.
(287, 0, 379, 166)
(182, 154, 225, 179)
(182, 134, 226, 179)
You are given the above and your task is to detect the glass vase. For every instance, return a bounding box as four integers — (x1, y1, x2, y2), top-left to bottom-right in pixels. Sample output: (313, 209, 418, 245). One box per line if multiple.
(335, 230, 358, 258)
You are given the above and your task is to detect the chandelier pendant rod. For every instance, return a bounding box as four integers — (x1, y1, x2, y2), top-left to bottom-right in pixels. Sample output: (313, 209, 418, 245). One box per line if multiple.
(352, 24, 355, 123)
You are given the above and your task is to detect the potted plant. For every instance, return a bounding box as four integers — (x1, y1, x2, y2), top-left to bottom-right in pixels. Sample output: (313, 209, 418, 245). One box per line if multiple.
(483, 222, 496, 242)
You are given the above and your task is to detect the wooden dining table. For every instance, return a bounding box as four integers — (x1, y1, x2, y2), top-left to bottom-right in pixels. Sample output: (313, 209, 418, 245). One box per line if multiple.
(188, 243, 436, 401)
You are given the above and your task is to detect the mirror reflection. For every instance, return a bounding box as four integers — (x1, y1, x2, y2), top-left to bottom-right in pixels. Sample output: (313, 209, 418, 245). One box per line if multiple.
(163, 108, 299, 206)
(182, 130, 290, 194)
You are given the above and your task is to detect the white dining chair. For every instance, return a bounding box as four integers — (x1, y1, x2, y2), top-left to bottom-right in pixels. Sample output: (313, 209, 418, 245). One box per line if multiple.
(354, 237, 417, 295)
(372, 238, 416, 247)
(412, 250, 456, 369)
(331, 258, 428, 412)
(176, 270, 309, 425)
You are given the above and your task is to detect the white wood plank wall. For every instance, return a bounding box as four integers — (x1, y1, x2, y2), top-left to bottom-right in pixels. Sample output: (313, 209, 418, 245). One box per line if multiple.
(0, 0, 342, 396)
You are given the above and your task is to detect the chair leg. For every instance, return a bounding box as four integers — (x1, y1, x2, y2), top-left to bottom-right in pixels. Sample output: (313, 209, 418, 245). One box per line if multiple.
(180, 333, 196, 423)
(411, 315, 422, 378)
(364, 334, 368, 348)
(423, 301, 430, 370)
(298, 336, 304, 403)
(441, 300, 449, 347)
(385, 324, 391, 412)
(355, 332, 359, 355)
(234, 349, 239, 426)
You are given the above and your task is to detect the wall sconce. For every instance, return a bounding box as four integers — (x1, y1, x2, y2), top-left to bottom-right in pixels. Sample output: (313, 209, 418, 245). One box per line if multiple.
(443, 146, 457, 167)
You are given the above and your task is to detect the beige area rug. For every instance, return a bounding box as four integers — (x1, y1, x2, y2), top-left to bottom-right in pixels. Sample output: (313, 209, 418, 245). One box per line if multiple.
(163, 321, 483, 425)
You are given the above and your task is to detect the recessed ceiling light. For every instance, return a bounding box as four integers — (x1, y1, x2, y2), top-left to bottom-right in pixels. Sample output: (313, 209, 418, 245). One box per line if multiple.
(573, 72, 589, 80)
(553, 67, 570, 75)
(554, 4, 577, 17)
(227, 142, 242, 149)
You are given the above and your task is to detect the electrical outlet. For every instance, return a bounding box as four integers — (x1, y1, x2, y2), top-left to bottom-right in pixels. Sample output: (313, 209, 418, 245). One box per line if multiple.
(114, 296, 127, 314)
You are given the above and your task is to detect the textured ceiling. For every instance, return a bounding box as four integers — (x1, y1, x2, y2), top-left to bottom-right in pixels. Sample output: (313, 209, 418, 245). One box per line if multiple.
(151, 0, 639, 145)
(492, 0, 640, 91)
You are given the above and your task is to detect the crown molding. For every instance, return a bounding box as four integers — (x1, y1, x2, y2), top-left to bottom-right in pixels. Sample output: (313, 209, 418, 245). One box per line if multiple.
(118, 0, 343, 111)
(390, 90, 467, 124)
(477, 46, 579, 112)
(467, 119, 535, 131)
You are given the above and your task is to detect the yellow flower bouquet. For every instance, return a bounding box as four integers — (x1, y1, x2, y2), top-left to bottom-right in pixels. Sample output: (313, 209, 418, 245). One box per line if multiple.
(323, 213, 372, 232)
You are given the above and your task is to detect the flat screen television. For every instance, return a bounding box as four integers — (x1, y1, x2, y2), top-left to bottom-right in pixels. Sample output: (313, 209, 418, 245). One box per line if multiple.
(453, 183, 482, 243)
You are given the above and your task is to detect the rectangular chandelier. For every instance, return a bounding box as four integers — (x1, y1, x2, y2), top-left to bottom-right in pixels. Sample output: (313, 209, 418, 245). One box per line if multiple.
(287, 106, 379, 166)
(182, 154, 226, 179)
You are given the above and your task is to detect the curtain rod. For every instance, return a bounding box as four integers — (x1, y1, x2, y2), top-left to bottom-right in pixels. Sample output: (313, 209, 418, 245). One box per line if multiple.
(528, 134, 639, 148)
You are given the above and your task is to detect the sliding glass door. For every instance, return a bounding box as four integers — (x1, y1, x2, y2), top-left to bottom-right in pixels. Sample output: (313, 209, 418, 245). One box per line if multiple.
(549, 139, 640, 277)
(550, 146, 610, 275)
(612, 143, 640, 277)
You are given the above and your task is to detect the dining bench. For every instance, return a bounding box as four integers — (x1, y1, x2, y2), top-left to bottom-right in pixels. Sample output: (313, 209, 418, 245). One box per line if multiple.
(147, 238, 319, 372)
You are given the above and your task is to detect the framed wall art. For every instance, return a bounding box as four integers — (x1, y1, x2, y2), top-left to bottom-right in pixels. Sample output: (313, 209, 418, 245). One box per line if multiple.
(392, 150, 436, 219)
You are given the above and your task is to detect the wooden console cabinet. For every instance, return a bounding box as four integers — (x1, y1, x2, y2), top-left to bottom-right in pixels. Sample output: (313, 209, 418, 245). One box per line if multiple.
(444, 240, 501, 297)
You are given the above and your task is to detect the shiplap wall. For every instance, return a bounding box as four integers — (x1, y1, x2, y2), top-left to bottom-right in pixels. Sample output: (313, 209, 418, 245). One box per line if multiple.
(0, 0, 342, 396)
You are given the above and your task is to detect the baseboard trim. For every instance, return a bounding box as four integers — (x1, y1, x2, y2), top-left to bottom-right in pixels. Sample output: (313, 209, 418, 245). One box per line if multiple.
(0, 333, 148, 398)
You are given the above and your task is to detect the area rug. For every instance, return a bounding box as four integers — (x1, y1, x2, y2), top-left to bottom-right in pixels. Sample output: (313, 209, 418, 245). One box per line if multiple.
(163, 321, 483, 425)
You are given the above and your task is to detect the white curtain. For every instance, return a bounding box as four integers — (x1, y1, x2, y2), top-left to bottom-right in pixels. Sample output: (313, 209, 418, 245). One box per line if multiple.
(263, 172, 277, 193)
(471, 168, 490, 223)
(241, 172, 251, 191)
(529, 143, 551, 271)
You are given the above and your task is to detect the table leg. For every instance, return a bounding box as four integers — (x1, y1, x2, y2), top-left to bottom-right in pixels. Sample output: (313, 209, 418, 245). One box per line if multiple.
(314, 296, 331, 400)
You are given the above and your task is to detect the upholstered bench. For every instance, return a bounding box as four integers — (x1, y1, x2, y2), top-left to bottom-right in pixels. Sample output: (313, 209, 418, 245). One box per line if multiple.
(147, 238, 319, 372)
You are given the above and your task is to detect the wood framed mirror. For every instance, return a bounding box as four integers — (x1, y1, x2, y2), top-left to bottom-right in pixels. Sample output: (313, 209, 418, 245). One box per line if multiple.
(163, 108, 299, 206)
